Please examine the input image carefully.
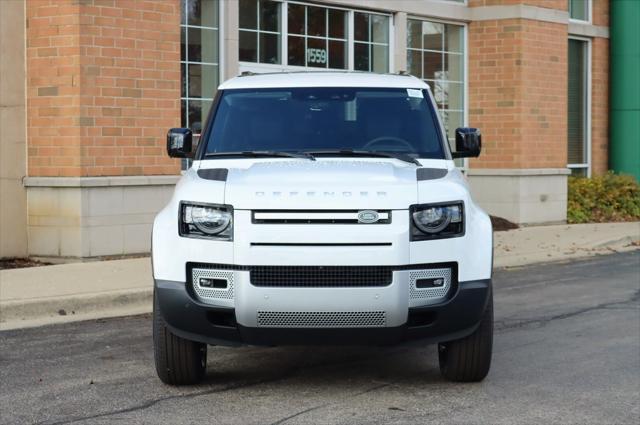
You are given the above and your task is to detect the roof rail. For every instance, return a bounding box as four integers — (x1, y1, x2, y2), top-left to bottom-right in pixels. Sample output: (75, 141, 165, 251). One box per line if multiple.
(239, 71, 255, 77)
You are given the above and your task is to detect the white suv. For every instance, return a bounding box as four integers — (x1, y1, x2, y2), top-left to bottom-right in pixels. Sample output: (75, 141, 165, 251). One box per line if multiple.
(152, 72, 493, 385)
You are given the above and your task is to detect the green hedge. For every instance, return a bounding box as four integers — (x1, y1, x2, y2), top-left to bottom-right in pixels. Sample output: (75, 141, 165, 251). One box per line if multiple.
(567, 172, 640, 223)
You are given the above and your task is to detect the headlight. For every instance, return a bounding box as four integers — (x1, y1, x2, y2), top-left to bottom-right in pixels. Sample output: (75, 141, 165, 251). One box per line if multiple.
(410, 202, 464, 241)
(180, 202, 233, 240)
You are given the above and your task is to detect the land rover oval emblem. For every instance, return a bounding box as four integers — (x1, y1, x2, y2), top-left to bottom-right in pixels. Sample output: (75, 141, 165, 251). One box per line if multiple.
(358, 210, 379, 224)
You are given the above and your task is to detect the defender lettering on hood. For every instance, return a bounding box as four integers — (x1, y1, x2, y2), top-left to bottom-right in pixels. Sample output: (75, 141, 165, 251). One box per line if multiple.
(255, 191, 388, 197)
(221, 160, 418, 209)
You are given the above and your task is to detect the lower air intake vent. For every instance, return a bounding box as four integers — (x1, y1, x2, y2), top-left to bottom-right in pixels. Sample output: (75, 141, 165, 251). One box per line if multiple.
(250, 266, 392, 287)
(408, 268, 452, 306)
(257, 311, 386, 328)
(191, 268, 234, 302)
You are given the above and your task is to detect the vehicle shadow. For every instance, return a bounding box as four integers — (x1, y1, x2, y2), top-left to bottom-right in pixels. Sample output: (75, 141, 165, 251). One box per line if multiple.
(200, 344, 444, 389)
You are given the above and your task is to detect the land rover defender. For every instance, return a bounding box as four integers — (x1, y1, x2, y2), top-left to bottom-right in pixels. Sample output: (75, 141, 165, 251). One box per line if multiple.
(152, 72, 493, 385)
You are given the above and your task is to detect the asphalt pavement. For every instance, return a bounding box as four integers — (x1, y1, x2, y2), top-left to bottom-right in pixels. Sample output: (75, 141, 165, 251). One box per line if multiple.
(1, 251, 639, 425)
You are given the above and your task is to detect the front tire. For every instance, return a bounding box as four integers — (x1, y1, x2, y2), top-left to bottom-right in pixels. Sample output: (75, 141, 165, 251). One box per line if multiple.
(153, 292, 207, 385)
(438, 295, 493, 382)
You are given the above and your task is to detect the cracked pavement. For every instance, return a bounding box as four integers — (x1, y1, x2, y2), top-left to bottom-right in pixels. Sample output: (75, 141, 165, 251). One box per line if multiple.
(1, 251, 639, 424)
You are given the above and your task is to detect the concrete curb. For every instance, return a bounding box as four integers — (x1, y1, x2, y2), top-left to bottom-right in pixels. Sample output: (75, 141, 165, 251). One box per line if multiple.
(0, 289, 152, 331)
(592, 234, 637, 248)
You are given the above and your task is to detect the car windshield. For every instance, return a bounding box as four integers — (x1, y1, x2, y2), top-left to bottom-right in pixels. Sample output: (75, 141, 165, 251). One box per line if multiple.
(202, 87, 446, 159)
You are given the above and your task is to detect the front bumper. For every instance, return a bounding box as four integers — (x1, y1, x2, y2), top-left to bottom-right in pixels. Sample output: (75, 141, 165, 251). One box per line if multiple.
(155, 277, 492, 346)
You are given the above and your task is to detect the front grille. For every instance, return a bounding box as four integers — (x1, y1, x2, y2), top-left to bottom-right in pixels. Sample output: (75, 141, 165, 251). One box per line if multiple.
(257, 311, 386, 328)
(251, 265, 392, 287)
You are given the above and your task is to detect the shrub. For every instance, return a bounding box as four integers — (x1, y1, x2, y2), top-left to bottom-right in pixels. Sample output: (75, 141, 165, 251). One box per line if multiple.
(567, 172, 640, 223)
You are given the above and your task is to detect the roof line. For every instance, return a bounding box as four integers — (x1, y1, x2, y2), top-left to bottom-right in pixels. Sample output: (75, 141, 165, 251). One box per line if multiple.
(237, 70, 415, 78)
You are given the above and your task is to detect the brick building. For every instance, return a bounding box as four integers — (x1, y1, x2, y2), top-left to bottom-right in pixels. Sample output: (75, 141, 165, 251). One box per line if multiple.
(0, 0, 623, 259)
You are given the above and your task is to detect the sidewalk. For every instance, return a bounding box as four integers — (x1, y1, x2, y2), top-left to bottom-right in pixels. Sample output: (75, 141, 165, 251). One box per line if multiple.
(1, 222, 638, 330)
(493, 222, 640, 268)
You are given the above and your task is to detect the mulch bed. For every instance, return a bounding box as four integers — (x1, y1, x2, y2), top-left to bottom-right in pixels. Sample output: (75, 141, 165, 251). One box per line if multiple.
(0, 258, 52, 270)
(490, 215, 519, 232)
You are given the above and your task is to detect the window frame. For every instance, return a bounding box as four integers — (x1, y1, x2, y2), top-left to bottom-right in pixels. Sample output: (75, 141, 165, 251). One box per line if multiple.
(352, 11, 392, 72)
(180, 0, 224, 170)
(238, 0, 282, 64)
(569, 0, 592, 24)
(406, 16, 468, 170)
(238, 0, 393, 73)
(180, 0, 224, 133)
(567, 36, 592, 177)
(285, 3, 349, 69)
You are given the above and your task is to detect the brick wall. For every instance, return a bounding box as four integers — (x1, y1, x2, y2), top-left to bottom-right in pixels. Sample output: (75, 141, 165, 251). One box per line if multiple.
(469, 0, 567, 9)
(469, 0, 609, 174)
(519, 19, 568, 168)
(27, 0, 181, 177)
(467, 19, 523, 169)
(592, 0, 609, 27)
(590, 0, 609, 175)
(26, 0, 82, 177)
(468, 18, 568, 169)
(591, 34, 609, 176)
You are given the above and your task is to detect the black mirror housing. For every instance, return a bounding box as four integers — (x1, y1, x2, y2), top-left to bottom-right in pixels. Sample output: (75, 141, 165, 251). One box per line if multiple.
(452, 128, 481, 158)
(167, 128, 193, 158)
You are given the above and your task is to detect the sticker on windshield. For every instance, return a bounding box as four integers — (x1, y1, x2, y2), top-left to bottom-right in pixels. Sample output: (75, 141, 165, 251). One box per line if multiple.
(407, 89, 423, 98)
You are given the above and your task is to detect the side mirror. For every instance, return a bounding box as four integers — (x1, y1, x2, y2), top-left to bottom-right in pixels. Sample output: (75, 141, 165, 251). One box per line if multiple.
(167, 128, 193, 158)
(452, 128, 481, 158)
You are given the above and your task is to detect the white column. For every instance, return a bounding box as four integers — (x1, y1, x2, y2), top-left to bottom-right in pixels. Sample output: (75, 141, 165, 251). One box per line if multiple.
(393, 12, 407, 73)
(222, 0, 239, 80)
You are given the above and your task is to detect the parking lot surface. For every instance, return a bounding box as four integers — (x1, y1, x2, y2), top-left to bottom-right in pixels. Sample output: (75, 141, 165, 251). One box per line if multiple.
(1, 251, 639, 424)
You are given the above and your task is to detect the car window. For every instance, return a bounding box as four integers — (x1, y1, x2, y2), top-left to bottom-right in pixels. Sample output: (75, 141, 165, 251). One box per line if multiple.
(204, 87, 446, 159)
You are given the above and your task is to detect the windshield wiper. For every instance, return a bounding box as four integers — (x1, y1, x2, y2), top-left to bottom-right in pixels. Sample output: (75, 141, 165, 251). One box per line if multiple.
(305, 149, 422, 166)
(204, 151, 315, 161)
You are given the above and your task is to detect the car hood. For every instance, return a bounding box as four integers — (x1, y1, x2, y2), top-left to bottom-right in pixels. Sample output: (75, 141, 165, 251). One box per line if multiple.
(223, 160, 419, 210)
(191, 159, 417, 210)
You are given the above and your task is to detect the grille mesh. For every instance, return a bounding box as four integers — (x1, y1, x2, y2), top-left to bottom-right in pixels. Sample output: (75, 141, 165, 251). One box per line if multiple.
(191, 269, 234, 301)
(409, 268, 451, 302)
(250, 265, 392, 287)
(257, 311, 386, 328)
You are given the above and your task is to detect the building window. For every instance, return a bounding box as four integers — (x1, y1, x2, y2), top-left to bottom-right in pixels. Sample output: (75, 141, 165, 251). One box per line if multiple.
(181, 0, 219, 134)
(569, 0, 590, 22)
(407, 19, 465, 153)
(287, 3, 347, 69)
(239, 0, 281, 64)
(354, 12, 390, 72)
(567, 38, 590, 176)
(238, 2, 390, 73)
